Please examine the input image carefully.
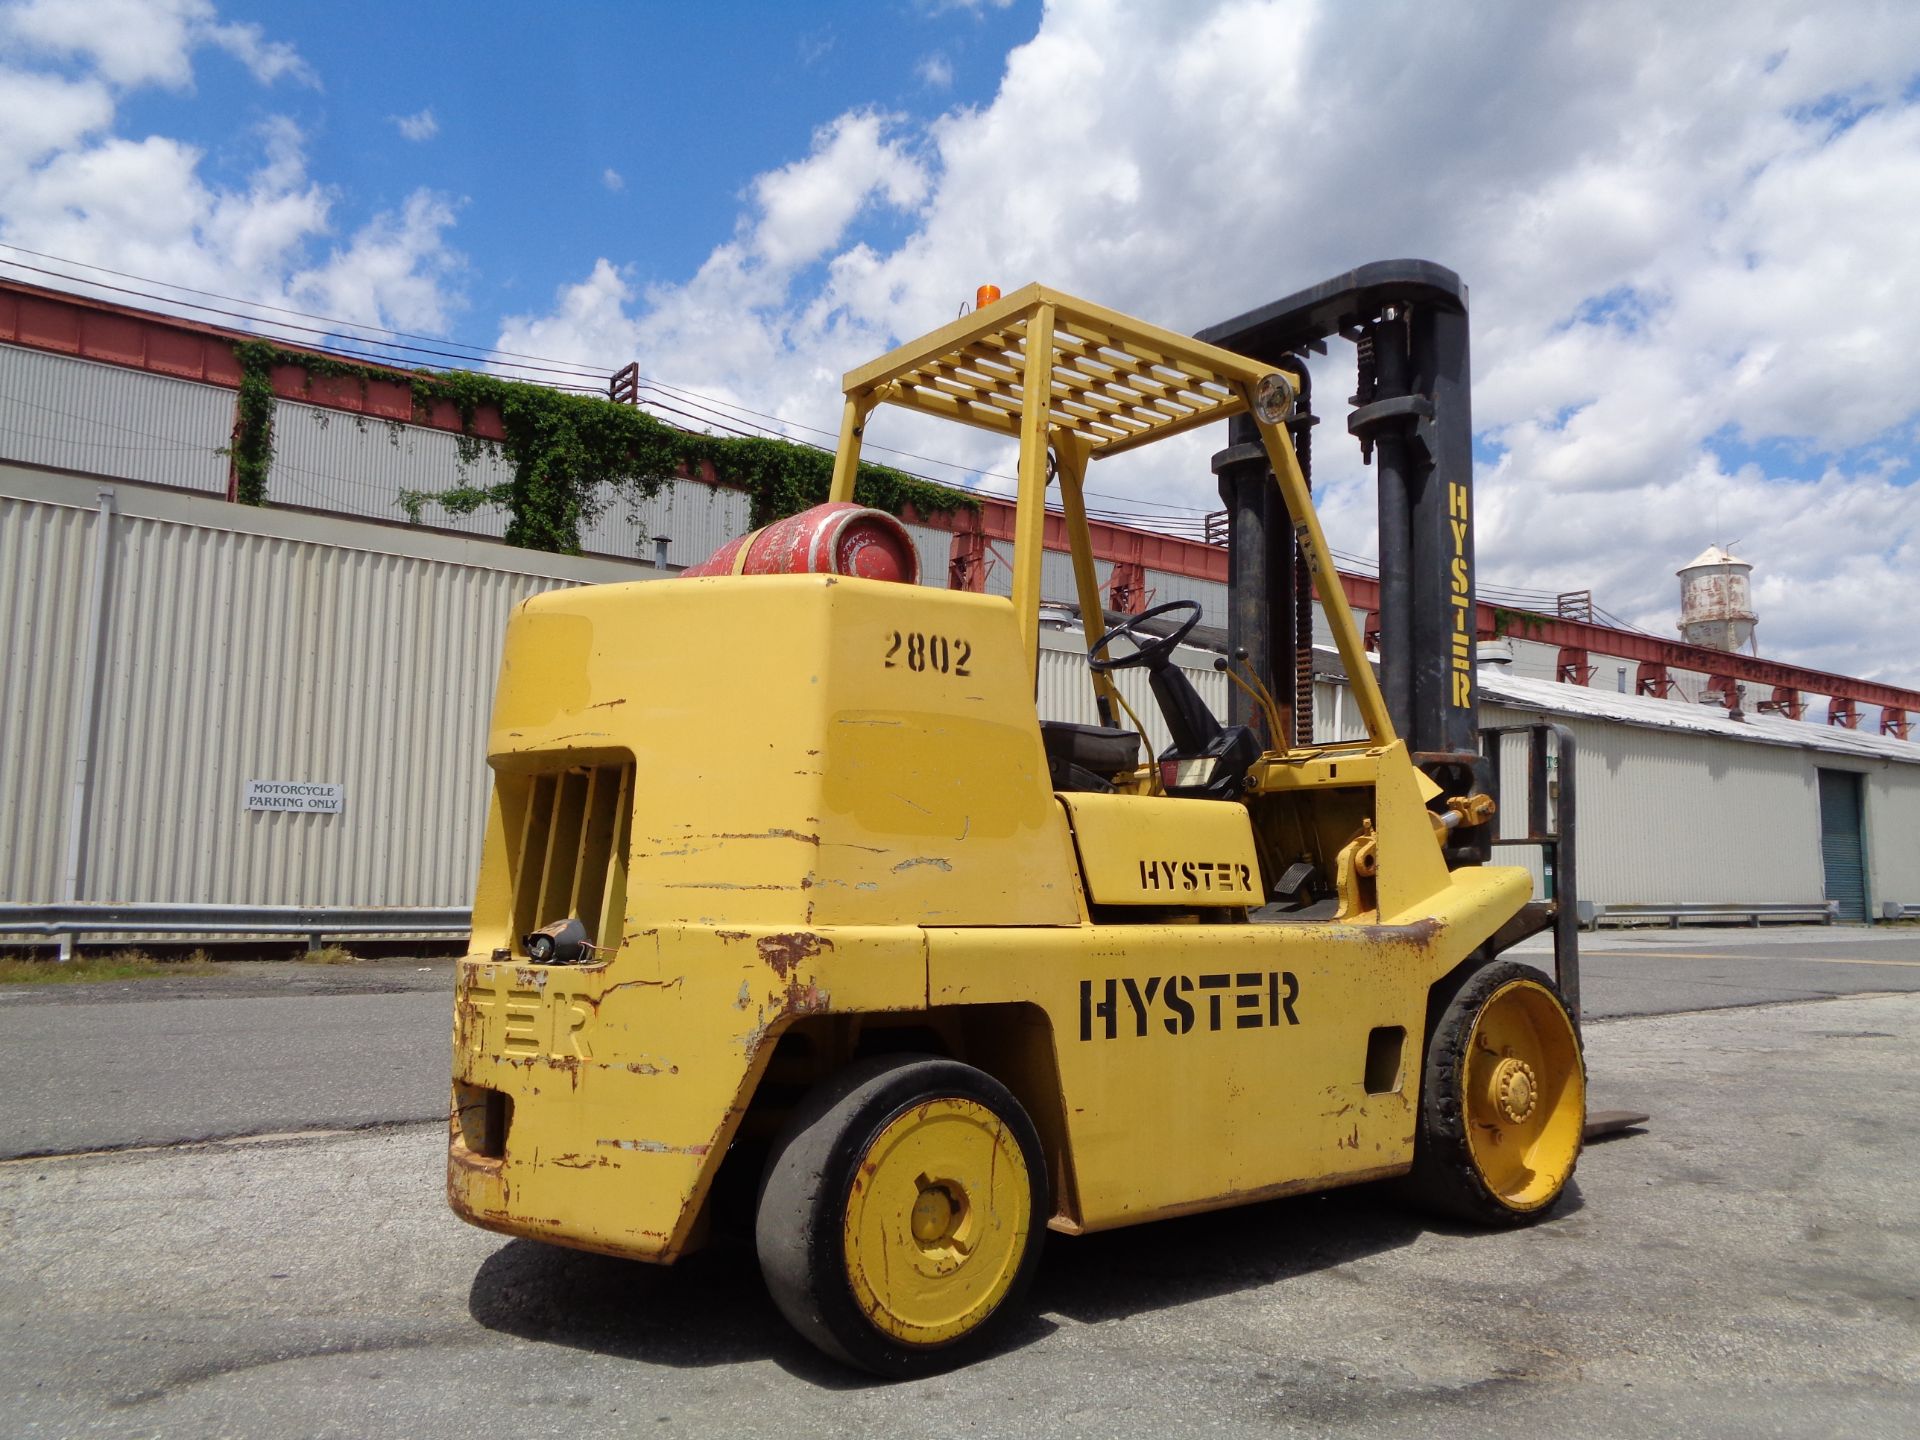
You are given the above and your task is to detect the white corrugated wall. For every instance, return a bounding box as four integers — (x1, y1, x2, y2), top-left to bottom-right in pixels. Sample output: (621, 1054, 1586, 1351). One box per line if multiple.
(1, 464, 652, 908)
(0, 484, 95, 902)
(1482, 702, 1828, 907)
(265, 398, 751, 567)
(1141, 567, 1228, 617)
(0, 344, 231, 494)
(266, 398, 512, 539)
(902, 522, 954, 588)
(1035, 628, 1228, 758)
(1864, 768, 1920, 913)
(596, 478, 750, 568)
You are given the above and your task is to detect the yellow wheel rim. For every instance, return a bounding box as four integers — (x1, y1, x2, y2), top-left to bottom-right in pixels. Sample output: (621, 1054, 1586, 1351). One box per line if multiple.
(1462, 979, 1585, 1211)
(842, 1096, 1032, 1347)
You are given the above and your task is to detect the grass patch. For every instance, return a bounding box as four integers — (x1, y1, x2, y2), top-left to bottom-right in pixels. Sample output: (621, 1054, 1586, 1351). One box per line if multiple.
(0, 948, 219, 985)
(304, 945, 358, 965)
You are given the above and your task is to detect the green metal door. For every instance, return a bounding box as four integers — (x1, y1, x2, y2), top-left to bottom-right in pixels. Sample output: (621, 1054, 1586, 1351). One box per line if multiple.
(1817, 769, 1867, 922)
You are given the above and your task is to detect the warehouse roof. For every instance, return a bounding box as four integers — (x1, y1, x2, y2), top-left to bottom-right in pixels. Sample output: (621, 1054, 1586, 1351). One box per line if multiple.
(1479, 668, 1920, 767)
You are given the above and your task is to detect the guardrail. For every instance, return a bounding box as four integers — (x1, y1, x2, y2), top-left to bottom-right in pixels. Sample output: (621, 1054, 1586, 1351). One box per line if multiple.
(0, 904, 471, 955)
(1588, 901, 1838, 929)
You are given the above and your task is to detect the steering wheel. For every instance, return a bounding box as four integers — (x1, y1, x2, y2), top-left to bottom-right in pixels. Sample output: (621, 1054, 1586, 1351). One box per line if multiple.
(1086, 600, 1203, 673)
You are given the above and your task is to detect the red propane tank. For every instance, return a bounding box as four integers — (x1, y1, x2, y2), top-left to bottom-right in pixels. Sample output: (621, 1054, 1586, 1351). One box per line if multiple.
(679, 502, 919, 584)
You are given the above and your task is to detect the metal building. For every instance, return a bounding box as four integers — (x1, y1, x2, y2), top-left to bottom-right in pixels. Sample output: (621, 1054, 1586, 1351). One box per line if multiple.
(0, 463, 650, 947)
(1478, 671, 1920, 922)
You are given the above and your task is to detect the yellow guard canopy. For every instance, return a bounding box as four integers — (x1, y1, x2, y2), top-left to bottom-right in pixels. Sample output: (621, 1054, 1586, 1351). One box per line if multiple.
(825, 283, 1393, 746)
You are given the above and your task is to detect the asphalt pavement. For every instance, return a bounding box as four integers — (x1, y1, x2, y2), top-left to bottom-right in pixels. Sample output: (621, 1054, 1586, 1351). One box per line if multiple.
(1512, 922, 1920, 1016)
(0, 960, 452, 1159)
(3, 990, 1914, 1438)
(3, 927, 1917, 1161)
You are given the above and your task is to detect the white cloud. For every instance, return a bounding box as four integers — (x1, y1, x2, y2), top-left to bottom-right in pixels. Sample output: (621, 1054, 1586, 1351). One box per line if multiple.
(798, 28, 834, 66)
(747, 111, 929, 272)
(916, 0, 1015, 14)
(292, 190, 462, 332)
(202, 17, 315, 86)
(0, 66, 114, 186)
(601, 167, 624, 192)
(1, 0, 314, 90)
(501, 0, 1920, 684)
(0, 6, 459, 336)
(392, 108, 439, 142)
(917, 53, 954, 89)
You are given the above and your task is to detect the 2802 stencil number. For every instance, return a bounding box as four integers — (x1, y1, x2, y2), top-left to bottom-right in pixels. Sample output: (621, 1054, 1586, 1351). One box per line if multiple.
(884, 630, 970, 675)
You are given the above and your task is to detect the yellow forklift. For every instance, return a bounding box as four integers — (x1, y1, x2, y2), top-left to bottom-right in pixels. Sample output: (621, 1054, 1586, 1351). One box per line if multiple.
(449, 264, 1593, 1376)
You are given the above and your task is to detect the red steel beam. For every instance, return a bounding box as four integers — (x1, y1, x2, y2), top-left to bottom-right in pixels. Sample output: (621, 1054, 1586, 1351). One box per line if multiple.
(1334, 570, 1920, 714)
(0, 276, 505, 439)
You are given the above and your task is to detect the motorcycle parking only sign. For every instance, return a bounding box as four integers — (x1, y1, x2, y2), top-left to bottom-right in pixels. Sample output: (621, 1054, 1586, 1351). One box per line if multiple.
(245, 780, 344, 814)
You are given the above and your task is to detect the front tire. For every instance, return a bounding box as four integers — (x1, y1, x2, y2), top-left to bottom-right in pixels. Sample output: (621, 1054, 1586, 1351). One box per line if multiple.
(1405, 961, 1586, 1226)
(755, 1055, 1047, 1377)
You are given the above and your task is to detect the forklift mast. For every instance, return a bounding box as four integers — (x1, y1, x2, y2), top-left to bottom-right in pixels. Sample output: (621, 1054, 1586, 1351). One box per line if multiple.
(1199, 260, 1488, 861)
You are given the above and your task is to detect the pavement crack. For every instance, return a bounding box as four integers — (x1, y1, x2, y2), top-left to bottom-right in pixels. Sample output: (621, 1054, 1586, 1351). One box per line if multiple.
(109, 1332, 456, 1407)
(0, 1115, 445, 1166)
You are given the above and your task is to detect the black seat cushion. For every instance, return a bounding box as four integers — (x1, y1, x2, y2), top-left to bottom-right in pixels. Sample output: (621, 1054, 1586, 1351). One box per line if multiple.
(1039, 721, 1141, 776)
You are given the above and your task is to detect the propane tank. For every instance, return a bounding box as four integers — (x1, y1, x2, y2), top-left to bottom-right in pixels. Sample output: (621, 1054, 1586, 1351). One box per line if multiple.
(679, 502, 920, 584)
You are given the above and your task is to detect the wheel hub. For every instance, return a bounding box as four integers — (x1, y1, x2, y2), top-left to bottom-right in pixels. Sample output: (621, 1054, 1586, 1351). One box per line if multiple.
(910, 1180, 964, 1247)
(840, 1096, 1032, 1347)
(1489, 1056, 1538, 1124)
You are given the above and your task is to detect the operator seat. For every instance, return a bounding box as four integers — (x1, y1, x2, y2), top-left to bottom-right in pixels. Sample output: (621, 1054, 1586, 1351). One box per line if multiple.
(1039, 720, 1141, 793)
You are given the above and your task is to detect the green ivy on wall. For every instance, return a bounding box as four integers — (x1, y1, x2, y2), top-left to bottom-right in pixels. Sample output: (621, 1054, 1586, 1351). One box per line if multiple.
(1489, 606, 1549, 639)
(227, 342, 977, 552)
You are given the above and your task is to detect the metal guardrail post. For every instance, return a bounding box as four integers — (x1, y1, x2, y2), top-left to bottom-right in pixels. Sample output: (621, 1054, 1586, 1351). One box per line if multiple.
(0, 904, 472, 947)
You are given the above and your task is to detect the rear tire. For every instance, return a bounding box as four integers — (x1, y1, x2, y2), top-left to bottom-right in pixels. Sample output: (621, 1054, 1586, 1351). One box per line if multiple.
(755, 1054, 1047, 1377)
(1405, 961, 1585, 1226)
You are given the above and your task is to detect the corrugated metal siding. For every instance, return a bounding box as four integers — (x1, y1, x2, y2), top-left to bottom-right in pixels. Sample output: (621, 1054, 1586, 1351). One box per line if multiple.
(1482, 701, 1825, 908)
(0, 343, 231, 493)
(1485, 725, 1549, 899)
(0, 491, 94, 902)
(1036, 629, 1227, 758)
(588, 479, 749, 568)
(1, 467, 655, 909)
(1504, 637, 1563, 685)
(983, 546, 1106, 606)
(903, 522, 953, 588)
(1141, 568, 1227, 616)
(78, 518, 581, 906)
(1866, 768, 1920, 910)
(1313, 679, 1366, 743)
(267, 399, 749, 566)
(268, 399, 511, 538)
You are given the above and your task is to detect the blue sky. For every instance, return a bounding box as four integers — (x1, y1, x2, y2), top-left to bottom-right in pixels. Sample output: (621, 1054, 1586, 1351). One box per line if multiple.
(115, 2, 1041, 337)
(1, 0, 1918, 686)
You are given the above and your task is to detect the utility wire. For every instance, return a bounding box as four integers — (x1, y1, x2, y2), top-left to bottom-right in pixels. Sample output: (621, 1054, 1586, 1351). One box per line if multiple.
(0, 243, 609, 379)
(4, 244, 1619, 609)
(1, 242, 1220, 518)
(0, 254, 612, 387)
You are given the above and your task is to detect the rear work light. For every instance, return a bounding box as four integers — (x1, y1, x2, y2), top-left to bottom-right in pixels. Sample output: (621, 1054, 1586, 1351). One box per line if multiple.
(1161, 757, 1215, 789)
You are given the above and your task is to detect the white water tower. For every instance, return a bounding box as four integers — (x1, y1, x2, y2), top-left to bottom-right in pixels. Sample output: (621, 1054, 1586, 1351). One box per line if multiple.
(1677, 545, 1757, 653)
